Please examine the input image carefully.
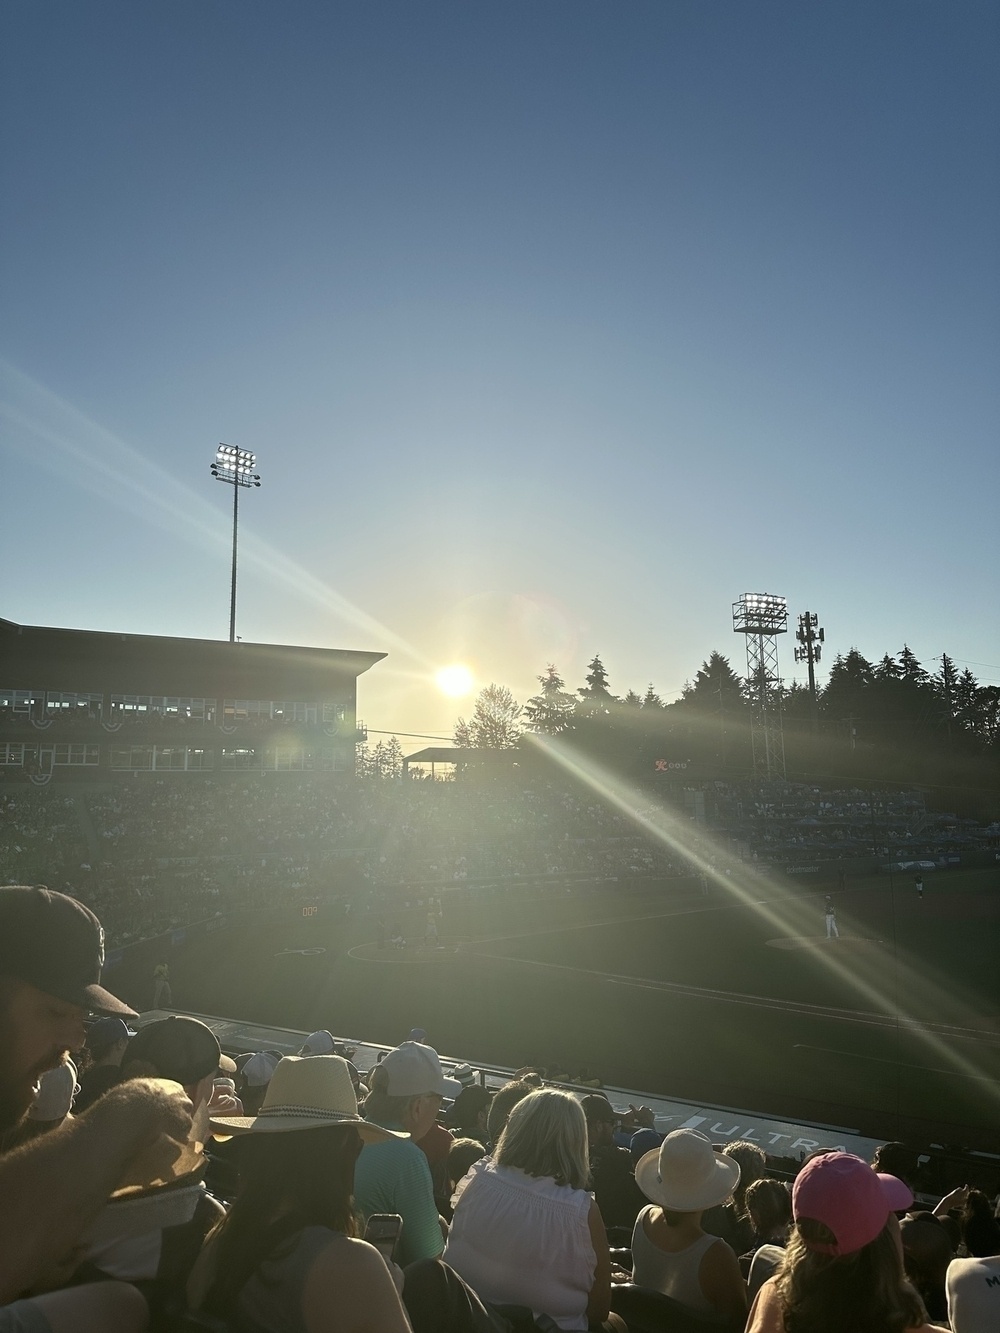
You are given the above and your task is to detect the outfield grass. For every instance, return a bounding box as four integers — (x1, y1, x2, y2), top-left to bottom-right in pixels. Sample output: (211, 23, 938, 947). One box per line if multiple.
(142, 865, 1000, 1145)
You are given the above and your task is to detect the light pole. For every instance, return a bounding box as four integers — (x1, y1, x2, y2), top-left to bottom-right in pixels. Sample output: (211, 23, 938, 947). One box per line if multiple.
(211, 444, 260, 643)
(733, 592, 788, 780)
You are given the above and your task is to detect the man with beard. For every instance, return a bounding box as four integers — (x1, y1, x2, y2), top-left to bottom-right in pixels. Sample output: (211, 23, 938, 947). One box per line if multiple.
(0, 886, 193, 1329)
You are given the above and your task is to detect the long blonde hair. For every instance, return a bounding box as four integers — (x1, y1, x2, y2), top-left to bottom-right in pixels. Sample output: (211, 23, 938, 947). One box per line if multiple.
(494, 1089, 590, 1190)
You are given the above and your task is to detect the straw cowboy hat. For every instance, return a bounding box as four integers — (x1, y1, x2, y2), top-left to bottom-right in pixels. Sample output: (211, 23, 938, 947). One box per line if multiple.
(210, 1055, 404, 1140)
(635, 1129, 741, 1212)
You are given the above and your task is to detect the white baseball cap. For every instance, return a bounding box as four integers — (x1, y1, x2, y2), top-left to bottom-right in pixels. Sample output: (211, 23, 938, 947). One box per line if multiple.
(380, 1041, 450, 1097)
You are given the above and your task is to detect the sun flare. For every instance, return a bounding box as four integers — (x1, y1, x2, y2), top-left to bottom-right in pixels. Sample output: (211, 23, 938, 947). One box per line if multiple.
(435, 664, 474, 698)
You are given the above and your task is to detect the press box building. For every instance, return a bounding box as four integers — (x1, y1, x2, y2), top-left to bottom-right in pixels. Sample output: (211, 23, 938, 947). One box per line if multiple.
(0, 617, 384, 784)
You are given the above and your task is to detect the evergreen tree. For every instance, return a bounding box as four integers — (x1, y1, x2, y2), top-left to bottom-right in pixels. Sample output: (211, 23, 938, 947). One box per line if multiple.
(642, 684, 664, 710)
(679, 652, 745, 711)
(954, 668, 982, 734)
(875, 654, 901, 680)
(523, 665, 577, 735)
(932, 654, 960, 722)
(897, 645, 928, 683)
(454, 684, 522, 749)
(622, 689, 643, 708)
(577, 655, 616, 720)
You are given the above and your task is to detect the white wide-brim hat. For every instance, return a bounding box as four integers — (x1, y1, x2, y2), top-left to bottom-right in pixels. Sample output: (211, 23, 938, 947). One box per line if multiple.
(635, 1129, 741, 1212)
(210, 1055, 405, 1140)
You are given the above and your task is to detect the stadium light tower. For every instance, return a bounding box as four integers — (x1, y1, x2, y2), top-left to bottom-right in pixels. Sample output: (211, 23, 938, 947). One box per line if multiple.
(733, 592, 788, 780)
(211, 444, 261, 643)
(794, 611, 825, 730)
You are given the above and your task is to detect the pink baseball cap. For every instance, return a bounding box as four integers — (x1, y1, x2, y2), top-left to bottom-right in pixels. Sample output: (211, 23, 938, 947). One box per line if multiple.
(792, 1152, 913, 1255)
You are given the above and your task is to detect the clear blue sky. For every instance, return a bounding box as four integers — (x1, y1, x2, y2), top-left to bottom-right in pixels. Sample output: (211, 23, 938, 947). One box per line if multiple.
(2, 1, 997, 740)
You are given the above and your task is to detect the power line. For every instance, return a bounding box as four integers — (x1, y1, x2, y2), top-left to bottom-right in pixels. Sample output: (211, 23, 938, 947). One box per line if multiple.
(365, 729, 453, 741)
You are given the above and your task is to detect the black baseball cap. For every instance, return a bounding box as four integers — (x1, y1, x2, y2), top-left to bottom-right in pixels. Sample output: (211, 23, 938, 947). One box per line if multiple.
(126, 1016, 236, 1085)
(0, 886, 136, 1018)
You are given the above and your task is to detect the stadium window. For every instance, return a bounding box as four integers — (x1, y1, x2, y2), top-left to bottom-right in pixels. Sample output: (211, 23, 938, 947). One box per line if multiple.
(322, 702, 348, 726)
(221, 747, 258, 770)
(110, 745, 153, 770)
(0, 689, 40, 716)
(0, 743, 26, 766)
(153, 747, 187, 770)
(270, 747, 304, 770)
(52, 744, 100, 766)
(186, 748, 213, 770)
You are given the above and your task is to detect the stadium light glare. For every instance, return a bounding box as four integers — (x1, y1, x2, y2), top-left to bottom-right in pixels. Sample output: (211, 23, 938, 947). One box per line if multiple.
(520, 729, 1000, 1109)
(211, 443, 262, 642)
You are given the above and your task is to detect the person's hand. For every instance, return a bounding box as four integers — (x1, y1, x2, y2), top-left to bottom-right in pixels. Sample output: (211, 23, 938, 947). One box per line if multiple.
(934, 1184, 970, 1214)
(206, 1084, 243, 1117)
(619, 1103, 655, 1131)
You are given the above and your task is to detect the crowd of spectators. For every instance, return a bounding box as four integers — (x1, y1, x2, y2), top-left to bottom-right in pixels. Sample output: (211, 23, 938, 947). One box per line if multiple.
(3, 774, 998, 948)
(709, 781, 1000, 867)
(1, 884, 997, 1333)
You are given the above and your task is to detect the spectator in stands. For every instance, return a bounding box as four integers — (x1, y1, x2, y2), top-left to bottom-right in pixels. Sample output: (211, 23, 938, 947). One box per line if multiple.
(190, 1054, 412, 1333)
(444, 1088, 624, 1331)
(581, 1094, 646, 1232)
(741, 1178, 793, 1297)
(947, 1245, 1000, 1332)
(75, 1016, 134, 1113)
(745, 1151, 945, 1333)
(628, 1128, 748, 1326)
(355, 1041, 449, 1265)
(415, 1100, 455, 1216)
(485, 1078, 535, 1148)
(959, 1189, 1000, 1257)
(871, 1141, 921, 1193)
(297, 1030, 336, 1057)
(79, 1015, 240, 1318)
(702, 1138, 767, 1255)
(445, 1138, 488, 1214)
(0, 885, 193, 1331)
(743, 1178, 792, 1255)
(900, 1213, 953, 1324)
(235, 1050, 281, 1117)
(448, 1084, 492, 1149)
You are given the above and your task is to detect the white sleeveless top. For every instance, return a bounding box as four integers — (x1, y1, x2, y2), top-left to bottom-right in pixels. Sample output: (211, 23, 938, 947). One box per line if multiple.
(630, 1205, 720, 1313)
(443, 1159, 596, 1331)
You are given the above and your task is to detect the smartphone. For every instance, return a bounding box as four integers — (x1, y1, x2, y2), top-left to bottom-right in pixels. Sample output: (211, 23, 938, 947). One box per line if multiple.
(363, 1212, 403, 1263)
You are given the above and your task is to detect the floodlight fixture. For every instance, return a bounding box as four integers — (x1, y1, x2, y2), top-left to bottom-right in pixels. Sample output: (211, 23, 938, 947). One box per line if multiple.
(732, 592, 788, 637)
(210, 443, 262, 643)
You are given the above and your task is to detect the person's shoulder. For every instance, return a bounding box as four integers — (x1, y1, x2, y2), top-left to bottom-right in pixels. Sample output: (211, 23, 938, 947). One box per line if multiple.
(306, 1232, 386, 1278)
(700, 1232, 740, 1271)
(746, 1277, 783, 1333)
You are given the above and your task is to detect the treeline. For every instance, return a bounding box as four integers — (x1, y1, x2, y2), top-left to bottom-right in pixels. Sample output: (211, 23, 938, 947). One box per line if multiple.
(454, 649, 1000, 819)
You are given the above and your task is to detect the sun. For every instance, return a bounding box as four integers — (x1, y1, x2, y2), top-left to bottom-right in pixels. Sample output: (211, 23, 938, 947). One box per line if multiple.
(435, 664, 475, 698)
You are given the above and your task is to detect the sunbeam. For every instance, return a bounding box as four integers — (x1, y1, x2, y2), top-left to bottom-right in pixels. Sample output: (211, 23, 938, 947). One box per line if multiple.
(0, 359, 428, 664)
(520, 731, 1000, 1106)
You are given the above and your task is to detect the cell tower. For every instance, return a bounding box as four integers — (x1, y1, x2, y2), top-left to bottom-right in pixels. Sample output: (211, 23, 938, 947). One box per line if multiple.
(794, 610, 825, 730)
(733, 592, 788, 779)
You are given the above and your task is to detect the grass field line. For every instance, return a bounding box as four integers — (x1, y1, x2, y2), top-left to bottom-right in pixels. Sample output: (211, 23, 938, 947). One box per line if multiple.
(461, 945, 1000, 1048)
(456, 897, 753, 949)
(791, 1044, 1000, 1084)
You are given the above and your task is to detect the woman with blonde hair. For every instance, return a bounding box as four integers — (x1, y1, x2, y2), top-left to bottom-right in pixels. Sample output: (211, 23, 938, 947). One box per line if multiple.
(747, 1152, 947, 1333)
(443, 1089, 623, 1331)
